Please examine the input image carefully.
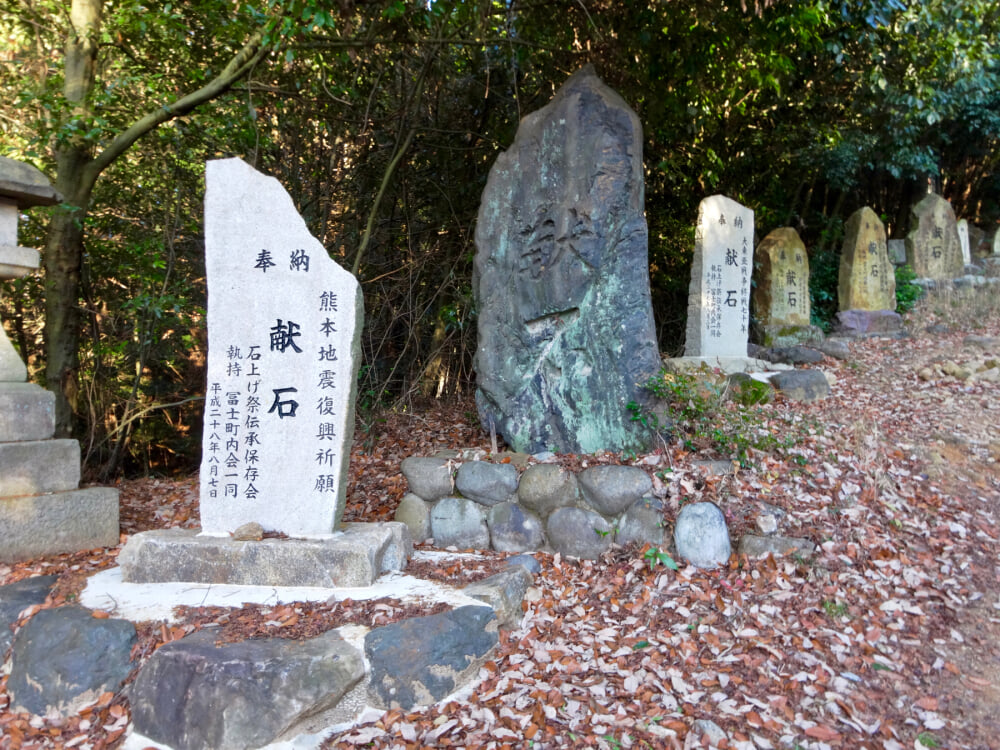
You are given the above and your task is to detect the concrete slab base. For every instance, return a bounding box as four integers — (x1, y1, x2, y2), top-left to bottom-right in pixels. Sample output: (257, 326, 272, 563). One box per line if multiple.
(118, 522, 413, 588)
(0, 487, 120, 562)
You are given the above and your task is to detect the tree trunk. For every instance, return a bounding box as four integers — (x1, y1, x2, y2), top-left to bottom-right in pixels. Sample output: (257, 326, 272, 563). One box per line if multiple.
(43, 186, 91, 436)
(41, 0, 268, 436)
(44, 0, 101, 436)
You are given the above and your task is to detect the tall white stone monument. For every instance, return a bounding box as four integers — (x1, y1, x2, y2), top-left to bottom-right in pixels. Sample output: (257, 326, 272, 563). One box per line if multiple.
(118, 159, 410, 587)
(199, 158, 362, 536)
(684, 195, 755, 360)
(956, 219, 971, 266)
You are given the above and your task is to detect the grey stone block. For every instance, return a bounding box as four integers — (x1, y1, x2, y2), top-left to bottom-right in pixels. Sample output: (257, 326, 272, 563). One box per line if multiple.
(394, 492, 431, 543)
(486, 502, 545, 552)
(118, 522, 411, 587)
(0, 576, 57, 657)
(455, 461, 518, 506)
(463, 565, 533, 629)
(833, 309, 903, 337)
(400, 456, 454, 501)
(0, 487, 119, 562)
(578, 465, 653, 517)
(674, 502, 731, 569)
(738, 534, 816, 559)
(0, 384, 55, 442)
(546, 506, 614, 560)
(0, 439, 80, 496)
(517, 463, 579, 518)
(770, 369, 831, 402)
(7, 606, 135, 717)
(130, 629, 364, 750)
(429, 497, 489, 550)
(366, 605, 498, 710)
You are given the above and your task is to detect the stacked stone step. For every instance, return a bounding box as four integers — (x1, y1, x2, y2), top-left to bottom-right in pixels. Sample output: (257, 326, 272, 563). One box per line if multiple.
(0, 157, 118, 562)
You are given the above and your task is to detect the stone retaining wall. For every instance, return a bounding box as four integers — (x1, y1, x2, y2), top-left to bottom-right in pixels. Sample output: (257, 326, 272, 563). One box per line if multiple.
(395, 455, 667, 559)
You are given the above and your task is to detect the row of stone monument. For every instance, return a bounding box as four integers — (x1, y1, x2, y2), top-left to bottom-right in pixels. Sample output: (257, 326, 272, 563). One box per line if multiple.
(472, 66, 1000, 460)
(2, 66, 999, 575)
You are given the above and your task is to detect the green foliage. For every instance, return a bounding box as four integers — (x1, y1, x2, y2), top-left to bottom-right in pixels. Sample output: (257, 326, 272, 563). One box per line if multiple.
(2, 0, 998, 475)
(633, 369, 798, 468)
(821, 599, 849, 619)
(731, 378, 772, 407)
(894, 264, 923, 314)
(643, 546, 680, 571)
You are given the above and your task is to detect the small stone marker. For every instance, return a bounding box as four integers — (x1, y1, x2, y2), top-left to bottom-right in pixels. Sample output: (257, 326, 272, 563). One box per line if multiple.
(905, 194, 963, 279)
(838, 207, 895, 311)
(887, 239, 907, 266)
(199, 159, 362, 536)
(993, 229, 1000, 256)
(684, 195, 754, 358)
(752, 227, 818, 346)
(473, 66, 661, 454)
(957, 219, 971, 266)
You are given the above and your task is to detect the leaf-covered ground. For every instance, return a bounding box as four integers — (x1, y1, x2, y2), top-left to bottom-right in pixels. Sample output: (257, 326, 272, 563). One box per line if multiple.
(2, 301, 1000, 749)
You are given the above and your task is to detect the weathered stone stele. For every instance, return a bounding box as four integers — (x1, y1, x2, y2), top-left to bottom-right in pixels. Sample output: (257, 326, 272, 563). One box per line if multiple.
(684, 195, 755, 358)
(752, 228, 816, 346)
(838, 207, 896, 311)
(473, 66, 661, 454)
(200, 158, 362, 535)
(957, 219, 971, 265)
(905, 194, 963, 279)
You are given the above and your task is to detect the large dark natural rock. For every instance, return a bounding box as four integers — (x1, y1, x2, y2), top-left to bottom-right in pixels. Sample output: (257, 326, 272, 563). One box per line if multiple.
(473, 65, 661, 455)
(7, 606, 135, 716)
(130, 629, 364, 750)
(366, 605, 498, 710)
(0, 575, 56, 657)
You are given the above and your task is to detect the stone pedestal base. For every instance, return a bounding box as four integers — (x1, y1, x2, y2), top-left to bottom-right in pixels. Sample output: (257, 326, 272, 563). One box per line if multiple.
(0, 439, 80, 496)
(757, 323, 824, 349)
(118, 522, 413, 588)
(833, 309, 903, 338)
(0, 487, 120, 562)
(0, 383, 55, 442)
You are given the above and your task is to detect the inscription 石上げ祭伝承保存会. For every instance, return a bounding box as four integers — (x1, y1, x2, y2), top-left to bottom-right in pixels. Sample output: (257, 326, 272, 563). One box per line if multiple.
(200, 159, 361, 536)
